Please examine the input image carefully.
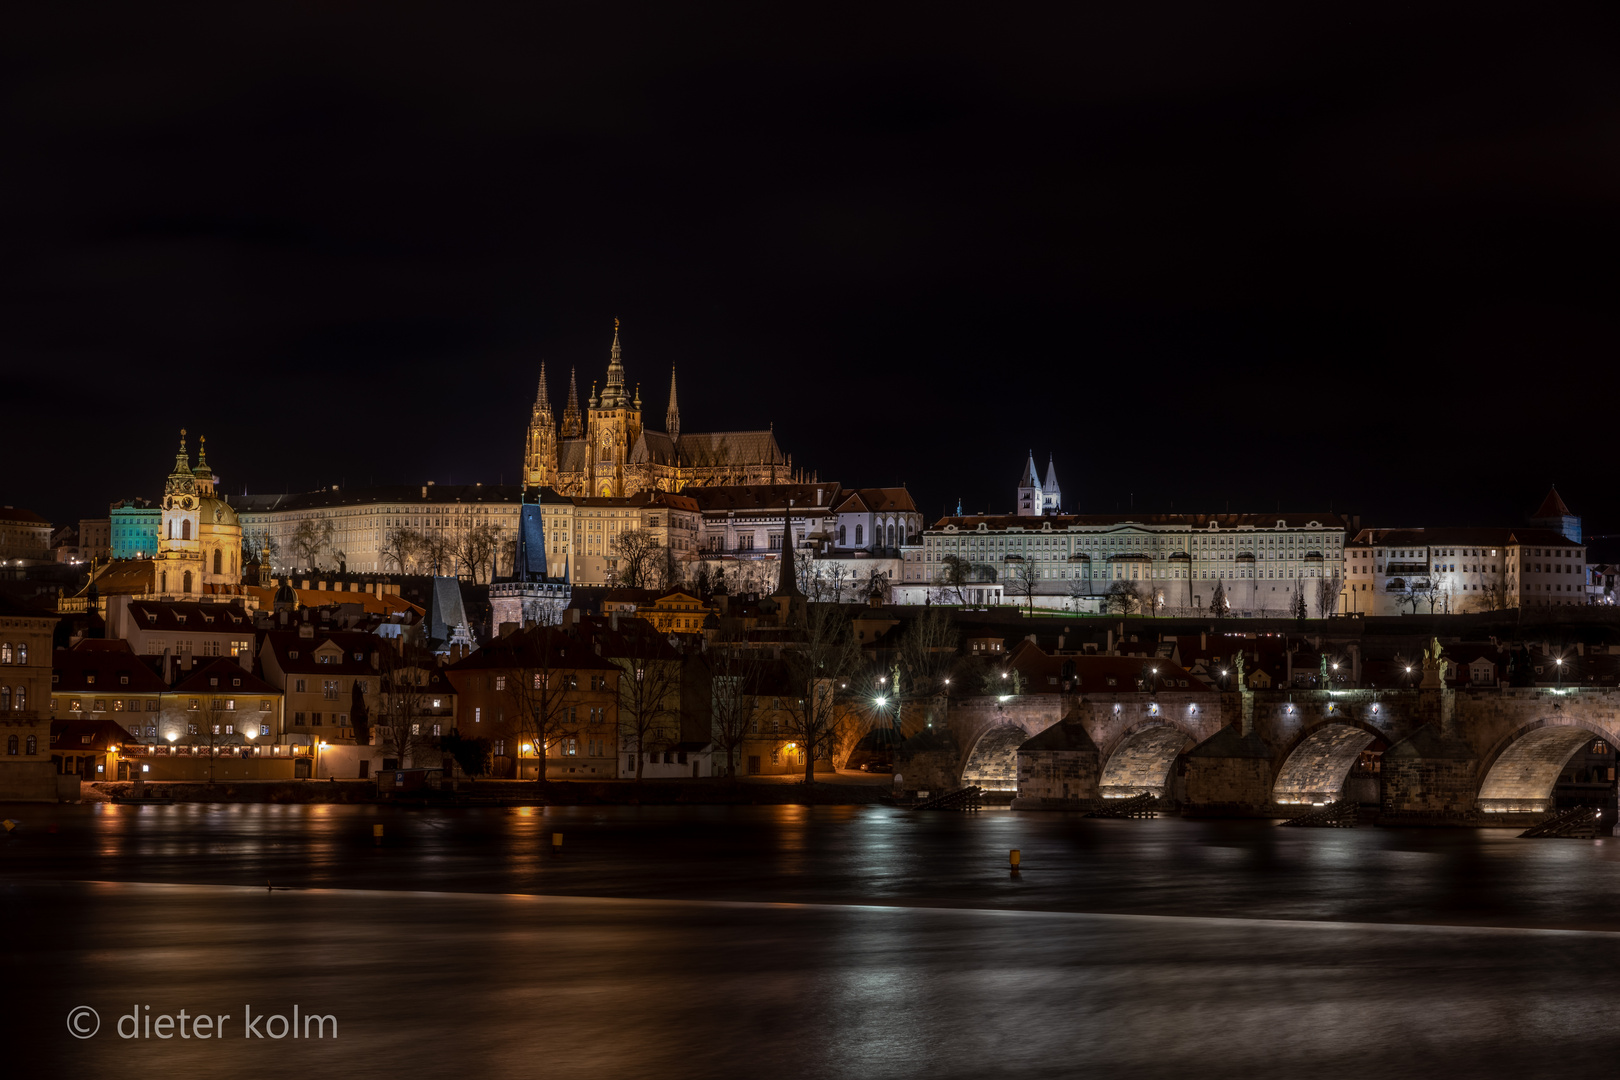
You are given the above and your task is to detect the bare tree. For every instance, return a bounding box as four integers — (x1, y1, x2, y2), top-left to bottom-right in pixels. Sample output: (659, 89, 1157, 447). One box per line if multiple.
(290, 517, 334, 569)
(780, 603, 861, 785)
(382, 527, 423, 574)
(241, 530, 280, 573)
(709, 642, 762, 778)
(375, 644, 434, 768)
(1314, 571, 1341, 618)
(609, 528, 664, 589)
(496, 627, 587, 783)
(609, 623, 684, 781)
(1107, 579, 1144, 615)
(934, 554, 983, 605)
(861, 566, 893, 605)
(1005, 556, 1039, 614)
(453, 521, 505, 583)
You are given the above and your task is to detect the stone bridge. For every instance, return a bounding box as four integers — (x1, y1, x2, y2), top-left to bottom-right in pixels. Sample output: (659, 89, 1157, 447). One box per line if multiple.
(897, 686, 1620, 822)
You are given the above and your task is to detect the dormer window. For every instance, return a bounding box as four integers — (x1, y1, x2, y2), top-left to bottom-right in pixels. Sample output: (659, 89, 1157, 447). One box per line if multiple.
(119, 675, 129, 685)
(289, 650, 300, 660)
(146, 613, 157, 623)
(176, 615, 187, 624)
(209, 677, 218, 687)
(86, 674, 96, 685)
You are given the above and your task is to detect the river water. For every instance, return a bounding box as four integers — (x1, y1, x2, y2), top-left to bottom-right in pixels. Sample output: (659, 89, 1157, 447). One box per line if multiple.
(7, 803, 1620, 1078)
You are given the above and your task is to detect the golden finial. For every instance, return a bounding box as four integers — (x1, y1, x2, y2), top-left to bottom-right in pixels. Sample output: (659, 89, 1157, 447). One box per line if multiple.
(614, 317, 620, 329)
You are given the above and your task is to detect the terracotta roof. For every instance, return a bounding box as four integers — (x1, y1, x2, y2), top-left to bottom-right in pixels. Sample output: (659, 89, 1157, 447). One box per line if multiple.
(172, 657, 280, 695)
(127, 599, 254, 631)
(242, 585, 423, 616)
(447, 626, 621, 673)
(0, 506, 49, 524)
(260, 630, 385, 675)
(1532, 486, 1574, 519)
(686, 484, 842, 513)
(52, 641, 168, 693)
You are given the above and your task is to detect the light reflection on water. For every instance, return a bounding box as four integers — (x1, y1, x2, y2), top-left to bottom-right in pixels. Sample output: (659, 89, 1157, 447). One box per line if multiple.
(11, 804, 1620, 1078)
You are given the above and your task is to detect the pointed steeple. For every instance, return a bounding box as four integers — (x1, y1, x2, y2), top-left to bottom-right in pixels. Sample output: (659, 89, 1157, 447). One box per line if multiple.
(665, 366, 680, 442)
(774, 501, 803, 600)
(1019, 450, 1038, 488)
(173, 429, 191, 473)
(534, 362, 553, 420)
(561, 367, 583, 437)
(601, 318, 627, 407)
(193, 435, 210, 474)
(1043, 453, 1058, 491)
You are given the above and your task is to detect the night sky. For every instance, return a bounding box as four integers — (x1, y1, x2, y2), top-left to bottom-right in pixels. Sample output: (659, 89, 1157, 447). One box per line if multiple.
(5, 6, 1617, 535)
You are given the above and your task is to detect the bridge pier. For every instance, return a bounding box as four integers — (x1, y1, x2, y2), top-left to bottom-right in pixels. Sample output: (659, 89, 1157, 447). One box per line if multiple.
(1182, 690, 1274, 816)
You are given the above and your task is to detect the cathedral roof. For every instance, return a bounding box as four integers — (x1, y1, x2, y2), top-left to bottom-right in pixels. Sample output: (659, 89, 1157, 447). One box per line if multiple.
(673, 430, 786, 467)
(629, 430, 677, 465)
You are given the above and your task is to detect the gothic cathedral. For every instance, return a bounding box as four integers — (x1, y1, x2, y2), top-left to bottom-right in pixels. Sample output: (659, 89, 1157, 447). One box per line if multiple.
(522, 322, 797, 497)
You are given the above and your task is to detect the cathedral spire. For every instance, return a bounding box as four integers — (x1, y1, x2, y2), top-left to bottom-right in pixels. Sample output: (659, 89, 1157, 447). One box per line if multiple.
(173, 428, 190, 473)
(665, 365, 680, 442)
(534, 362, 553, 420)
(561, 367, 583, 437)
(601, 318, 627, 407)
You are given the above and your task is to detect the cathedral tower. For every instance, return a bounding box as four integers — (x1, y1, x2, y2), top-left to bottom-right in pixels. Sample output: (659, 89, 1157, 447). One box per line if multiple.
(522, 362, 559, 489)
(585, 320, 642, 498)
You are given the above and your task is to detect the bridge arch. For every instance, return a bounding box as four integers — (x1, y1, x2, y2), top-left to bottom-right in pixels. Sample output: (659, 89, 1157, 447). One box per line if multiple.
(1098, 722, 1195, 798)
(1271, 721, 1385, 805)
(961, 722, 1035, 793)
(1477, 718, 1620, 813)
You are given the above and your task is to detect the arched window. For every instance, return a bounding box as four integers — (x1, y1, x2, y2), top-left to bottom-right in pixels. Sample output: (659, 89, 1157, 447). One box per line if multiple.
(168, 520, 174, 539)
(213, 548, 222, 575)
(14, 687, 23, 710)
(0, 643, 10, 664)
(183, 571, 193, 593)
(160, 572, 167, 594)
(838, 526, 846, 546)
(887, 524, 895, 548)
(16, 643, 24, 664)
(24, 735, 35, 755)
(855, 524, 863, 546)
(182, 520, 191, 541)
(5, 735, 15, 755)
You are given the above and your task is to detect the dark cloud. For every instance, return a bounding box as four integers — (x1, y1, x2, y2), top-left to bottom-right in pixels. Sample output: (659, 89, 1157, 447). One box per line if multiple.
(2, 4, 1617, 532)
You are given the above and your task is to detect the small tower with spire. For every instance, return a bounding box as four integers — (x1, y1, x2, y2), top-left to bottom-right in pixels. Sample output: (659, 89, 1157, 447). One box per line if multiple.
(1041, 453, 1061, 514)
(1016, 451, 1043, 516)
(560, 367, 583, 438)
(665, 366, 681, 444)
(522, 362, 559, 489)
